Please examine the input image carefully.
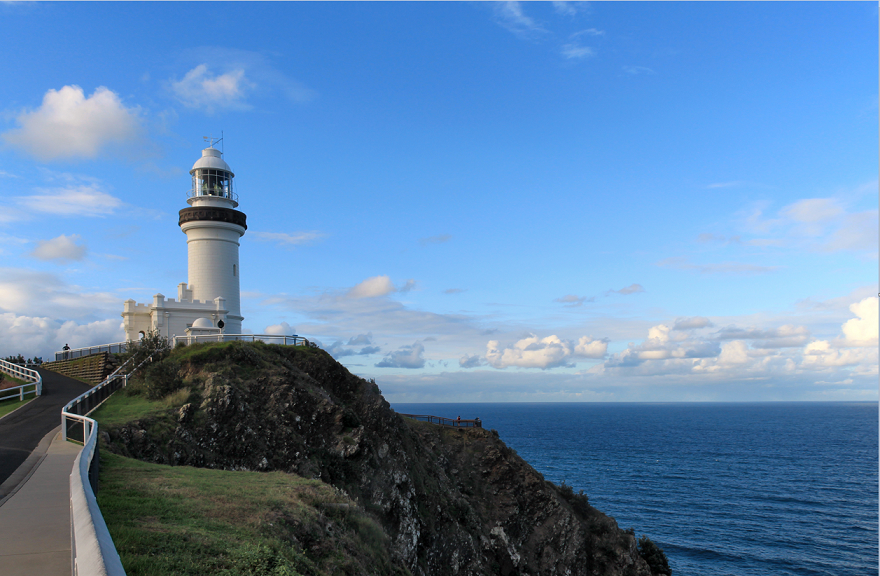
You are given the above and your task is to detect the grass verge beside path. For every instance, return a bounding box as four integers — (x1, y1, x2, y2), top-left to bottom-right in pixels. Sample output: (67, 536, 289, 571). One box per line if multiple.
(96, 452, 316, 575)
(96, 453, 402, 576)
(0, 395, 34, 419)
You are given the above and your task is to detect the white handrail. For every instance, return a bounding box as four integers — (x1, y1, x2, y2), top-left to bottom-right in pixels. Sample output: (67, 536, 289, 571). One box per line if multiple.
(67, 409, 126, 576)
(55, 342, 128, 362)
(63, 348, 162, 576)
(0, 358, 42, 402)
(172, 333, 314, 347)
(63, 371, 136, 576)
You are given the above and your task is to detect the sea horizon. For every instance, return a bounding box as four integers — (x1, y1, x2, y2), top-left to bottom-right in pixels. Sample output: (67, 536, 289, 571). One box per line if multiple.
(391, 401, 878, 576)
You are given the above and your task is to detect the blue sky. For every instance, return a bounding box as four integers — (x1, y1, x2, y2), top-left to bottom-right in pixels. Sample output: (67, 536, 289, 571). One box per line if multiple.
(0, 2, 876, 402)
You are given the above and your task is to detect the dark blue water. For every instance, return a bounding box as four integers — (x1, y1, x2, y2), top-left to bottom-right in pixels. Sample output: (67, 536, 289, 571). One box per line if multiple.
(391, 402, 878, 576)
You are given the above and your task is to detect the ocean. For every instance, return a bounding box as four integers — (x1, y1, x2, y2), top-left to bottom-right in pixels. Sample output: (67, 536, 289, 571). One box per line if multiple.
(390, 402, 878, 576)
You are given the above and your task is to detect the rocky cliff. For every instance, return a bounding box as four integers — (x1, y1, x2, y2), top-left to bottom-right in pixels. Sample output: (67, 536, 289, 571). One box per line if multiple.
(102, 341, 665, 576)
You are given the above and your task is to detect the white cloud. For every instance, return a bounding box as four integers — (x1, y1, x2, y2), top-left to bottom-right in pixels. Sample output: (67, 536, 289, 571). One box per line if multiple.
(841, 297, 878, 345)
(737, 190, 878, 254)
(172, 48, 316, 108)
(459, 353, 486, 368)
(572, 28, 605, 37)
(801, 297, 878, 373)
(347, 275, 396, 299)
(327, 340, 356, 358)
(493, 1, 546, 37)
(2, 85, 142, 161)
(29, 234, 86, 262)
(574, 336, 607, 358)
(488, 334, 572, 369)
(552, 1, 577, 16)
(554, 294, 591, 307)
(264, 321, 294, 335)
(825, 211, 879, 252)
(782, 198, 844, 224)
(656, 257, 778, 275)
(673, 316, 714, 330)
(170, 64, 255, 112)
(707, 181, 746, 189)
(486, 333, 606, 369)
(697, 233, 742, 245)
(347, 333, 373, 346)
(608, 283, 645, 295)
(376, 341, 425, 369)
(0, 313, 124, 360)
(16, 185, 122, 217)
(712, 324, 811, 348)
(600, 297, 878, 383)
(717, 340, 749, 365)
(251, 231, 324, 247)
(399, 280, 417, 293)
(0, 267, 120, 320)
(561, 43, 595, 59)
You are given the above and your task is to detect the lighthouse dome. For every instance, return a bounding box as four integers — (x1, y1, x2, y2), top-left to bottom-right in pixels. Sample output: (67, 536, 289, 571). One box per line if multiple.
(190, 147, 233, 176)
(191, 317, 214, 328)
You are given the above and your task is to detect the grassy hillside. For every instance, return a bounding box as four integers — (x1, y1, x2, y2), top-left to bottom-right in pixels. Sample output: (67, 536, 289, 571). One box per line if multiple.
(95, 450, 403, 576)
(93, 340, 664, 576)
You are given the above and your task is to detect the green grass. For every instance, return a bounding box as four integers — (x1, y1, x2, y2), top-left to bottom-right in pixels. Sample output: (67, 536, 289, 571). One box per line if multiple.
(95, 452, 400, 576)
(1, 374, 29, 387)
(96, 452, 317, 575)
(91, 341, 408, 576)
(90, 388, 169, 427)
(0, 394, 34, 419)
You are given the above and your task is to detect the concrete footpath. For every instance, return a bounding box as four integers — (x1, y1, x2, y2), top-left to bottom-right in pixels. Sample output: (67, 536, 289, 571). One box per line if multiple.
(0, 427, 79, 576)
(0, 369, 92, 487)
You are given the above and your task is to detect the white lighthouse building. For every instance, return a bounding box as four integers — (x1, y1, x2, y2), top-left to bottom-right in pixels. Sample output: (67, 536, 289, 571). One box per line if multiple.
(122, 142, 247, 341)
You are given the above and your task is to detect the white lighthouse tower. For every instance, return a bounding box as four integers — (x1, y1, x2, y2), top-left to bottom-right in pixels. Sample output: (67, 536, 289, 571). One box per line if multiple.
(122, 140, 248, 341)
(179, 144, 247, 333)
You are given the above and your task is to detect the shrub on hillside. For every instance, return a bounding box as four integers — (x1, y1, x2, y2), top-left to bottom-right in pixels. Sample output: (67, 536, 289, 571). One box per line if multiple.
(142, 359, 184, 400)
(122, 330, 171, 368)
(638, 535, 671, 576)
(558, 481, 590, 517)
(219, 543, 301, 576)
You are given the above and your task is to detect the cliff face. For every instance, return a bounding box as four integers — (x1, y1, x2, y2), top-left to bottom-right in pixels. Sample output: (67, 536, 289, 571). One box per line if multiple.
(103, 342, 657, 576)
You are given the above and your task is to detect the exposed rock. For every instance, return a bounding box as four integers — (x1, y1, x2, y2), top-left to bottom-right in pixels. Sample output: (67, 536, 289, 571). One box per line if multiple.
(104, 342, 660, 576)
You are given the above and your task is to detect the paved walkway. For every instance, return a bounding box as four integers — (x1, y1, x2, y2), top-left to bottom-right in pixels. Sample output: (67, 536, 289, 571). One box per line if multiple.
(0, 427, 79, 576)
(0, 369, 91, 488)
(0, 369, 93, 575)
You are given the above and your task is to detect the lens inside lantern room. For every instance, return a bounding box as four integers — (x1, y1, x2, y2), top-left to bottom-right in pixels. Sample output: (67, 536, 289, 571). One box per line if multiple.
(194, 169, 232, 197)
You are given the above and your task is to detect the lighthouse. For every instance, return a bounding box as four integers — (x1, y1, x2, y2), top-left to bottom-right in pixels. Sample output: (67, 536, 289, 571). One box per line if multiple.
(122, 141, 248, 341)
(179, 145, 247, 333)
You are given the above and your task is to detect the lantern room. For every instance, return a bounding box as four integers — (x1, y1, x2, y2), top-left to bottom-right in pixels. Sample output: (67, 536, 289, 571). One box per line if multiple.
(189, 147, 238, 207)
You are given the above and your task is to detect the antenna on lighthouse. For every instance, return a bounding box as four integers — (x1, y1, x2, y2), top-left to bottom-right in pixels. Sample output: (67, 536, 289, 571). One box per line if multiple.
(203, 134, 223, 149)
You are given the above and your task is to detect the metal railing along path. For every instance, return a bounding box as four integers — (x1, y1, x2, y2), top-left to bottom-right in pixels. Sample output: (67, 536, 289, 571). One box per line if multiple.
(55, 342, 129, 362)
(400, 414, 482, 428)
(172, 333, 315, 347)
(63, 352, 155, 576)
(0, 358, 42, 402)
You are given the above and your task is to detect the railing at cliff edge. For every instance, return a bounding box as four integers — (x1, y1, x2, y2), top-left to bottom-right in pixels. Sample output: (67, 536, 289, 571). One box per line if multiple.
(172, 333, 315, 347)
(63, 352, 156, 576)
(400, 414, 482, 428)
(55, 342, 129, 362)
(0, 358, 42, 402)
